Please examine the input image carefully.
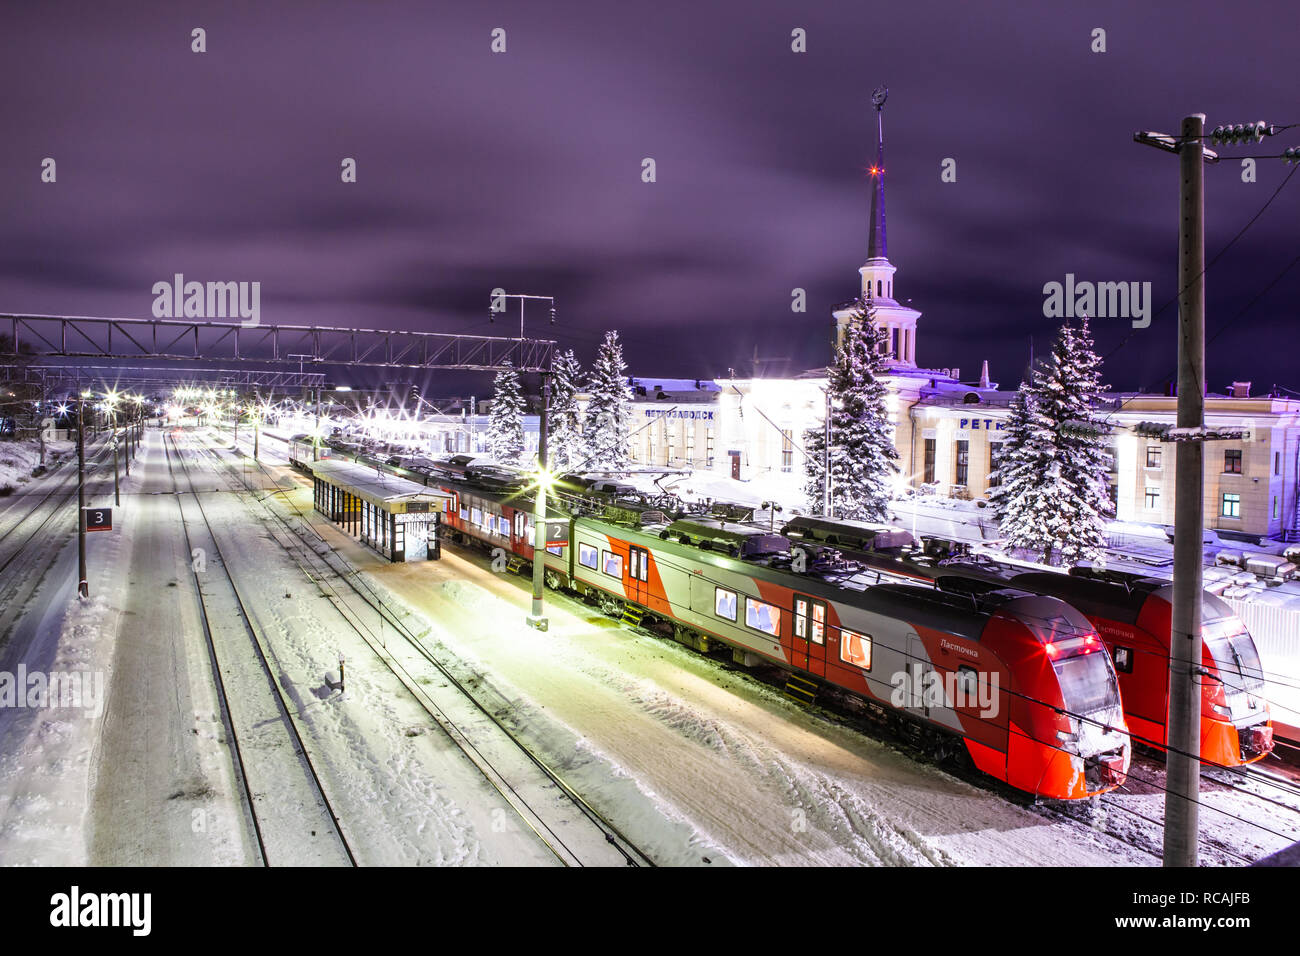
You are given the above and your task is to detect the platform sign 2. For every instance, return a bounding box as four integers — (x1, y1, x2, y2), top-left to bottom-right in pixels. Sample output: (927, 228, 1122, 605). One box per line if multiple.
(544, 520, 569, 548)
(84, 508, 113, 532)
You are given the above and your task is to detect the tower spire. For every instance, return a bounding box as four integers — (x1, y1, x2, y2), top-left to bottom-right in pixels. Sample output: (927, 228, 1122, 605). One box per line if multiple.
(867, 86, 888, 260)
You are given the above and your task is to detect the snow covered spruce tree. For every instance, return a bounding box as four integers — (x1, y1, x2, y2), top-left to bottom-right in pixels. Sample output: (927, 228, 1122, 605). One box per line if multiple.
(802, 299, 899, 519)
(486, 360, 526, 465)
(546, 348, 585, 473)
(990, 316, 1112, 565)
(583, 330, 633, 471)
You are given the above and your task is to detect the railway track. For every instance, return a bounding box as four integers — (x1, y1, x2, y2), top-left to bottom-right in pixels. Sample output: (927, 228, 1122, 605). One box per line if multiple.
(189, 428, 654, 867)
(0, 436, 115, 578)
(163, 431, 357, 867)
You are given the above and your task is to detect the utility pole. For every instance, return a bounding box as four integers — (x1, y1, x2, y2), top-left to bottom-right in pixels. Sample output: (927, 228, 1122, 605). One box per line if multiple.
(1167, 111, 1207, 869)
(76, 398, 88, 599)
(37, 378, 47, 468)
(528, 373, 552, 631)
(1136, 113, 1214, 867)
(112, 428, 120, 507)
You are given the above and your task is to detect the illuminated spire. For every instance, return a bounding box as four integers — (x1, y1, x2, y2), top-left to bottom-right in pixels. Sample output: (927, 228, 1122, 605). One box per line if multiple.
(867, 86, 888, 261)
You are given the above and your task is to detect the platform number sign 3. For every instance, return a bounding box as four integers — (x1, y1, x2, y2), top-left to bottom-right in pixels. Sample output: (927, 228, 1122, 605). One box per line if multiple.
(84, 508, 113, 532)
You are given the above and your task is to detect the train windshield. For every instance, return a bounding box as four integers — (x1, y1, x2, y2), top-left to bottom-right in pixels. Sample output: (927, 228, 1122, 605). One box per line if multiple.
(1203, 618, 1265, 693)
(1052, 652, 1121, 717)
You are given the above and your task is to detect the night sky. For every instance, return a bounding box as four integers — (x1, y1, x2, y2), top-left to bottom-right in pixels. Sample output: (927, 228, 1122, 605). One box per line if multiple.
(3, 0, 1296, 398)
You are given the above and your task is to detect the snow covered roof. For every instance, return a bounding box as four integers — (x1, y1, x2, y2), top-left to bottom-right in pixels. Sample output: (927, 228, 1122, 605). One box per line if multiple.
(628, 376, 721, 394)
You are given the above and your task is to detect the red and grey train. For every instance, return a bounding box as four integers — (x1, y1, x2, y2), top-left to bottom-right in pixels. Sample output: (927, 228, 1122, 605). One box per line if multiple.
(779, 515, 1275, 768)
(433, 476, 1131, 801)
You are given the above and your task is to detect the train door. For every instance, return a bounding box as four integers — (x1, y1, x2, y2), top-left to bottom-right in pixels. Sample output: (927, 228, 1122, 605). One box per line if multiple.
(792, 594, 828, 677)
(627, 545, 650, 605)
(906, 634, 935, 720)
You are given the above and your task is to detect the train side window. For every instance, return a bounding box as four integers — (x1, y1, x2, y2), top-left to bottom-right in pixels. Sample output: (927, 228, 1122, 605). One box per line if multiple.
(602, 551, 622, 578)
(840, 630, 872, 670)
(579, 543, 598, 569)
(498, 516, 510, 536)
(715, 587, 737, 621)
(459, 505, 468, 521)
(745, 597, 780, 637)
(1112, 646, 1134, 674)
(956, 665, 979, 703)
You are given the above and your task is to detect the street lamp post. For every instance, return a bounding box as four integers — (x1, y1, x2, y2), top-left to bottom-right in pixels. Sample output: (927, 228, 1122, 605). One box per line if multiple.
(76, 398, 88, 599)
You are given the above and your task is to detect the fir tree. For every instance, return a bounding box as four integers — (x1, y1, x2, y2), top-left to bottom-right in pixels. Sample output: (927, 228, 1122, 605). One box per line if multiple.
(803, 299, 899, 519)
(583, 330, 633, 471)
(990, 316, 1112, 565)
(547, 349, 585, 473)
(486, 361, 526, 465)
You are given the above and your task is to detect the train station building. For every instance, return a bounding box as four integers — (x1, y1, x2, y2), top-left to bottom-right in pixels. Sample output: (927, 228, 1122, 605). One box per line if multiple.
(620, 105, 1300, 543)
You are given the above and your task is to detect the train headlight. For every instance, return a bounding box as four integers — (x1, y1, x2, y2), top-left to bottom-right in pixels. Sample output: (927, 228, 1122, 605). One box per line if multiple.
(1210, 703, 1232, 718)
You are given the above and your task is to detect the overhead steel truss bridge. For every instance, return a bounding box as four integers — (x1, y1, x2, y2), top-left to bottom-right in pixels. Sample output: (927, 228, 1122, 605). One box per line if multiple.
(0, 313, 555, 372)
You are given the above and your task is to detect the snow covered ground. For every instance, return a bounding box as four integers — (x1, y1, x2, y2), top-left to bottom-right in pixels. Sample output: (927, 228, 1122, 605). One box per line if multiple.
(0, 438, 74, 493)
(2, 425, 1297, 867)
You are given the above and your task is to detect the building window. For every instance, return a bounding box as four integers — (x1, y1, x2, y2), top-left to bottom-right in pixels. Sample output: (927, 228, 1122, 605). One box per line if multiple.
(714, 587, 737, 621)
(1221, 493, 1241, 518)
(706, 428, 715, 468)
(988, 442, 1003, 488)
(954, 440, 969, 486)
(745, 597, 781, 637)
(1146, 446, 1162, 469)
(1275, 451, 1281, 476)
(840, 630, 872, 670)
(1272, 496, 1280, 520)
(1224, 449, 1242, 474)
(1145, 486, 1160, 509)
(665, 430, 675, 465)
(579, 543, 598, 569)
(780, 429, 794, 473)
(923, 438, 936, 484)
